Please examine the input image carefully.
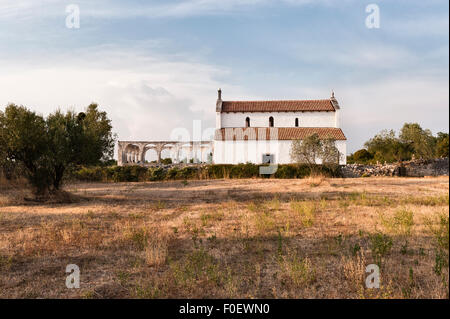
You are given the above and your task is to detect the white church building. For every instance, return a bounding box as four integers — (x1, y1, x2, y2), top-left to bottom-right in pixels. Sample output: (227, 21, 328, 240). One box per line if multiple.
(213, 89, 347, 165)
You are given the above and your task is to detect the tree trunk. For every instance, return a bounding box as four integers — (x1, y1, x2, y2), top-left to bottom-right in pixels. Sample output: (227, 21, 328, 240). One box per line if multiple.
(53, 165, 65, 191)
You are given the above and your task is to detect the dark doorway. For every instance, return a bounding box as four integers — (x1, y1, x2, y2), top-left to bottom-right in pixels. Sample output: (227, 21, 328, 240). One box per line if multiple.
(262, 153, 274, 164)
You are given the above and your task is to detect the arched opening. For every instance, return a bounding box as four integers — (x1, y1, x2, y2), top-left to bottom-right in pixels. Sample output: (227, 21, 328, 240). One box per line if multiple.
(295, 118, 299, 127)
(143, 144, 158, 164)
(124, 144, 140, 164)
(245, 117, 250, 128)
(160, 149, 172, 164)
(269, 116, 274, 127)
(180, 143, 197, 163)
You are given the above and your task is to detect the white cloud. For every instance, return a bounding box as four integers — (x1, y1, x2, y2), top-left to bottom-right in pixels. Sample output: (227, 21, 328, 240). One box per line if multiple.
(289, 41, 418, 69)
(0, 1, 447, 156)
(0, 0, 60, 19)
(0, 46, 239, 143)
(387, 14, 449, 37)
(0, 45, 447, 155)
(0, 0, 333, 20)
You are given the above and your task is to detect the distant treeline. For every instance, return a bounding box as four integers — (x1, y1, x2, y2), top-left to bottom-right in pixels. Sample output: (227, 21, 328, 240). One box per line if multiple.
(347, 123, 449, 164)
(69, 163, 341, 183)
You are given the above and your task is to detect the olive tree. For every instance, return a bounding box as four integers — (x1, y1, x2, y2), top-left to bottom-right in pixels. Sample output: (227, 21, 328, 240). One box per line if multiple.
(435, 132, 449, 158)
(0, 104, 50, 193)
(290, 133, 340, 173)
(0, 103, 115, 197)
(399, 123, 435, 159)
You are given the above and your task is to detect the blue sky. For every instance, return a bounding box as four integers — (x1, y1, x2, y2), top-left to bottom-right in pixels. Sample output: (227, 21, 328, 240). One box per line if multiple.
(0, 0, 448, 154)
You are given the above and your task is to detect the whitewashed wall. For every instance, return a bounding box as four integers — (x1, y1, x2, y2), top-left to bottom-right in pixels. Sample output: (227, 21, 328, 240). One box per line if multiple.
(336, 140, 347, 165)
(219, 111, 337, 128)
(213, 140, 347, 165)
(334, 109, 341, 128)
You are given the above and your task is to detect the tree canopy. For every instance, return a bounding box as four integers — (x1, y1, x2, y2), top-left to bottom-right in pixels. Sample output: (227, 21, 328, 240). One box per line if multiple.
(0, 103, 115, 197)
(348, 123, 448, 164)
(290, 134, 340, 172)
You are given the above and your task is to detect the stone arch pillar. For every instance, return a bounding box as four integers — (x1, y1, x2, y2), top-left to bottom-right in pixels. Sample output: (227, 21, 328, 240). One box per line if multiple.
(117, 143, 124, 166)
(138, 144, 146, 163)
(154, 143, 168, 164)
(172, 144, 181, 163)
(188, 143, 194, 163)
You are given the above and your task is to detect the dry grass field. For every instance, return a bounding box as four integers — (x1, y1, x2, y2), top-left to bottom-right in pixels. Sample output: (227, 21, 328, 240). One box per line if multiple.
(0, 176, 448, 299)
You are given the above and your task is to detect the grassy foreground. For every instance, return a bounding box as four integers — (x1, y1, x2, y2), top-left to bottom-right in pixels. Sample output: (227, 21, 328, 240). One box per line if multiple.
(0, 176, 448, 298)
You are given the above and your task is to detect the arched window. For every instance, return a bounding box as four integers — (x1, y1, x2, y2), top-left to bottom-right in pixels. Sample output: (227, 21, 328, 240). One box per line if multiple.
(295, 118, 299, 127)
(269, 116, 274, 127)
(245, 117, 250, 128)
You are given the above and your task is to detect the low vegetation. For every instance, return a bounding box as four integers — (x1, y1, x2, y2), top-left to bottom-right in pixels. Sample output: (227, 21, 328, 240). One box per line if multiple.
(0, 176, 448, 298)
(69, 163, 342, 183)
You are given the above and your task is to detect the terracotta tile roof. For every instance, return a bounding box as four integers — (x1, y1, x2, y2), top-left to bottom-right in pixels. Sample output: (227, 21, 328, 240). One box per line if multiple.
(221, 99, 335, 113)
(214, 127, 347, 141)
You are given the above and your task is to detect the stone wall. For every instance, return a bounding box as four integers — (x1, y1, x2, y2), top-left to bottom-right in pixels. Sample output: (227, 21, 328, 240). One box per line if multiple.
(341, 158, 449, 178)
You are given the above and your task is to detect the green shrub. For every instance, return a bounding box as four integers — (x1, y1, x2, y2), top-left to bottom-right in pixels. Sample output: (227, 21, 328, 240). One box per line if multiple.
(106, 166, 147, 182)
(148, 167, 166, 181)
(426, 214, 449, 276)
(72, 163, 343, 183)
(74, 166, 105, 182)
(176, 166, 199, 180)
(380, 209, 414, 237)
(347, 149, 374, 164)
(230, 163, 259, 178)
(207, 165, 233, 179)
(274, 164, 303, 178)
(167, 167, 180, 179)
(290, 201, 316, 227)
(369, 232, 393, 266)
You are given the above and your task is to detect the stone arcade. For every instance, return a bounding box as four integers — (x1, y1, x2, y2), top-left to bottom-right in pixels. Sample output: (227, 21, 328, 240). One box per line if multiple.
(117, 141, 213, 166)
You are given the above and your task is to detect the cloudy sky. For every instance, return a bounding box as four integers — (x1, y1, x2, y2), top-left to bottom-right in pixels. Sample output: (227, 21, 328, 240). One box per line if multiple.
(0, 0, 448, 154)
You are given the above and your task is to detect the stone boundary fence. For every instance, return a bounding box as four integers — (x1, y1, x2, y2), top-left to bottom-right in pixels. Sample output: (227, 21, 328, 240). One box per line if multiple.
(341, 158, 449, 178)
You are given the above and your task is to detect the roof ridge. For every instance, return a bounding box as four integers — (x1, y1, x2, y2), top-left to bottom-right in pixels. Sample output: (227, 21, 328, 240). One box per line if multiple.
(217, 127, 342, 129)
(222, 99, 331, 102)
(220, 99, 335, 112)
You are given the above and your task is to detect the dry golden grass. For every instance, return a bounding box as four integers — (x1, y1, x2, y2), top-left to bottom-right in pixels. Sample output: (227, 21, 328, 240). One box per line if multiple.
(0, 176, 448, 298)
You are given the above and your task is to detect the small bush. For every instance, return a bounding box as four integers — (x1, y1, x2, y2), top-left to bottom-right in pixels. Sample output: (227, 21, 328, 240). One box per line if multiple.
(273, 165, 300, 178)
(145, 235, 168, 267)
(161, 158, 172, 165)
(176, 167, 199, 180)
(73, 166, 105, 182)
(380, 209, 414, 237)
(230, 163, 259, 178)
(290, 201, 316, 227)
(347, 149, 374, 164)
(148, 167, 166, 181)
(170, 248, 223, 288)
(369, 232, 393, 266)
(279, 252, 316, 287)
(426, 214, 449, 276)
